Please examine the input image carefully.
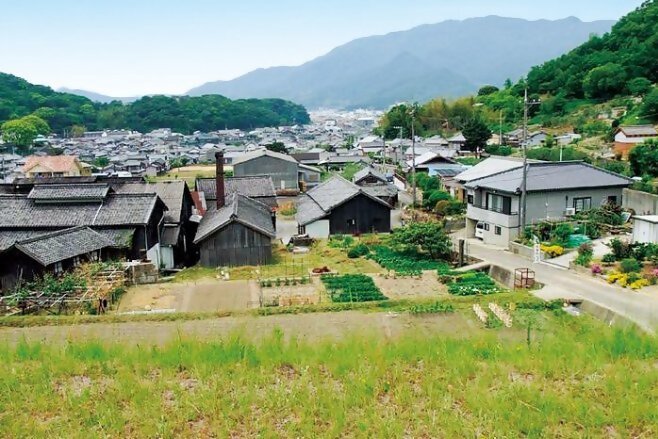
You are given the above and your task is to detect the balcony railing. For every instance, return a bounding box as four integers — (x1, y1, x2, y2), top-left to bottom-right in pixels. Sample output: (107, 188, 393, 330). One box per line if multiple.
(469, 203, 518, 216)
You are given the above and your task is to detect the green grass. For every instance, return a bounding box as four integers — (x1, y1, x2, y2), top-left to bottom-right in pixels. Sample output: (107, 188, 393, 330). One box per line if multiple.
(1, 314, 657, 437)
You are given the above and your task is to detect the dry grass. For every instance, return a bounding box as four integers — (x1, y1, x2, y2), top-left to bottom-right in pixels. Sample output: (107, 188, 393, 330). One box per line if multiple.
(155, 165, 227, 186)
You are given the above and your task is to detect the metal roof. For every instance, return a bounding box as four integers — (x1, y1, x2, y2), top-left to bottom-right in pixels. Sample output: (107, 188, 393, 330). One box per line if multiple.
(464, 162, 633, 194)
(195, 176, 276, 201)
(232, 149, 298, 166)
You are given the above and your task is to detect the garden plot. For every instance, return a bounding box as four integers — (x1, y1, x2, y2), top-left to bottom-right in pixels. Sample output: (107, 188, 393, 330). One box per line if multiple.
(260, 277, 324, 307)
(372, 271, 448, 300)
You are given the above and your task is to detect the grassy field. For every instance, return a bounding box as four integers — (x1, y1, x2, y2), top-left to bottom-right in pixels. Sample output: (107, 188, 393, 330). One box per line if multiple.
(175, 240, 385, 282)
(1, 312, 657, 437)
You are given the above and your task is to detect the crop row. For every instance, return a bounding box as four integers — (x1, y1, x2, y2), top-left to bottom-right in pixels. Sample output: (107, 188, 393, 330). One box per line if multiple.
(321, 274, 387, 303)
(367, 246, 451, 276)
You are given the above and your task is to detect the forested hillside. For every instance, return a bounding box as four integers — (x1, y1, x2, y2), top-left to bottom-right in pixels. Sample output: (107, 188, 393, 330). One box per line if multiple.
(526, 0, 658, 99)
(0, 73, 310, 138)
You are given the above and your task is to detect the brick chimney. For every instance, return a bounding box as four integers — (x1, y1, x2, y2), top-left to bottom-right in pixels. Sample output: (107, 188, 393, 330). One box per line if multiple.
(215, 151, 225, 209)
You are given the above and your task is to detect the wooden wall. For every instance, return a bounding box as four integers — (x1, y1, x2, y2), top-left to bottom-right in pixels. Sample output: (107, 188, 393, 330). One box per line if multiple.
(328, 194, 391, 235)
(198, 222, 273, 267)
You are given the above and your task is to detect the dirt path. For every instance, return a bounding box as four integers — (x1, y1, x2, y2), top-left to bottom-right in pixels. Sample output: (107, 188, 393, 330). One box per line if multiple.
(118, 280, 259, 313)
(0, 311, 479, 346)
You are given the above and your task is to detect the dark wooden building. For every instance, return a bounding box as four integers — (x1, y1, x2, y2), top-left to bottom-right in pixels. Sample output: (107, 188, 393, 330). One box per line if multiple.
(0, 226, 113, 292)
(295, 175, 392, 238)
(194, 193, 276, 267)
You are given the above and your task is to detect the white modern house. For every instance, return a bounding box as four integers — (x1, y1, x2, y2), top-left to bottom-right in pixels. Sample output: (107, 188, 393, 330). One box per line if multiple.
(461, 161, 633, 247)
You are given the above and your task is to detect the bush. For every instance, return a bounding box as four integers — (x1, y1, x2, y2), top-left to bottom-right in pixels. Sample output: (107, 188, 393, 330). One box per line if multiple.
(552, 223, 574, 245)
(347, 243, 370, 259)
(424, 190, 451, 209)
(602, 253, 616, 264)
(608, 238, 632, 260)
(540, 245, 564, 258)
(620, 258, 642, 274)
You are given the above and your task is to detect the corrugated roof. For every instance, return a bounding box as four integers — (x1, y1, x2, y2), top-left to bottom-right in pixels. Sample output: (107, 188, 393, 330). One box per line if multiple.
(232, 149, 298, 166)
(194, 194, 275, 243)
(14, 226, 113, 266)
(464, 162, 633, 194)
(27, 184, 110, 201)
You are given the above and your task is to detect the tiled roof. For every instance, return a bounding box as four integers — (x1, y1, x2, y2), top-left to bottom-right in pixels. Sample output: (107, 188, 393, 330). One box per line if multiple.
(0, 193, 162, 228)
(619, 125, 658, 136)
(353, 166, 387, 184)
(113, 181, 186, 223)
(14, 226, 114, 266)
(22, 156, 80, 173)
(194, 194, 275, 244)
(464, 162, 634, 193)
(295, 175, 391, 226)
(95, 228, 136, 249)
(0, 230, 49, 251)
(27, 184, 110, 201)
(196, 176, 276, 201)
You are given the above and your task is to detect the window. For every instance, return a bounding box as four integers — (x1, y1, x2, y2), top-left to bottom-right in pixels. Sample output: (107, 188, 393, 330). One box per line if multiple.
(53, 262, 63, 274)
(495, 226, 502, 236)
(486, 193, 512, 214)
(347, 219, 356, 227)
(467, 195, 474, 205)
(484, 223, 490, 232)
(573, 197, 592, 212)
(607, 196, 618, 206)
(298, 225, 306, 235)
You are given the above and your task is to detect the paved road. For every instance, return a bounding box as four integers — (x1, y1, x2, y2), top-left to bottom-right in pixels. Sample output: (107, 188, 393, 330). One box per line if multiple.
(455, 232, 658, 332)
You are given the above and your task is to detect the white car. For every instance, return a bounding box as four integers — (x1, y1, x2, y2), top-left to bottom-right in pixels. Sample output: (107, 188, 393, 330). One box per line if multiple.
(475, 222, 486, 239)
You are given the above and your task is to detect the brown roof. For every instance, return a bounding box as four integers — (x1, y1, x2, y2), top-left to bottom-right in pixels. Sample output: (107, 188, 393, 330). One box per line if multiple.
(22, 156, 80, 173)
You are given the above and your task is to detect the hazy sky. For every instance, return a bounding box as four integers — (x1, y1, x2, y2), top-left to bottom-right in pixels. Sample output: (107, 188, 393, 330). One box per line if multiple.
(0, 0, 644, 96)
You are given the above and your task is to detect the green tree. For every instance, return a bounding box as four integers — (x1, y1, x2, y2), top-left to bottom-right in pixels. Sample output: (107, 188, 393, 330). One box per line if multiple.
(477, 85, 499, 96)
(93, 157, 110, 168)
(391, 222, 452, 260)
(21, 115, 50, 135)
(629, 140, 658, 177)
(627, 77, 653, 96)
(462, 117, 492, 152)
(641, 88, 658, 121)
(582, 63, 627, 99)
(265, 141, 287, 154)
(1, 119, 38, 150)
(70, 125, 87, 138)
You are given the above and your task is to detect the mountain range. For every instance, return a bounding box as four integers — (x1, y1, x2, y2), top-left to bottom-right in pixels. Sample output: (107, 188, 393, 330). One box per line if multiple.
(186, 16, 615, 109)
(57, 88, 138, 104)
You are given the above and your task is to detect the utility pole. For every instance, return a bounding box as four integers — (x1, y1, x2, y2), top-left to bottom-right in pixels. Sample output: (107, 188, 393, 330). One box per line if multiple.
(520, 88, 540, 234)
(499, 110, 504, 146)
(410, 105, 417, 221)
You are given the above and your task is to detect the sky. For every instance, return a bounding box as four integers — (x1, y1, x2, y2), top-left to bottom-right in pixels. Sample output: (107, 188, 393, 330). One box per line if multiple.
(0, 0, 644, 96)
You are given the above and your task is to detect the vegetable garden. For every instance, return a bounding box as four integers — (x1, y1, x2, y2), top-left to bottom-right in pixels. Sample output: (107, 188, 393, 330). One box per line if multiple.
(321, 274, 388, 303)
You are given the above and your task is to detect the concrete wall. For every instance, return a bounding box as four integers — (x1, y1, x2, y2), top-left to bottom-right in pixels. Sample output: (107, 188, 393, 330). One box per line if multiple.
(509, 241, 546, 261)
(623, 188, 658, 215)
(525, 188, 624, 223)
(488, 265, 515, 288)
(306, 220, 330, 239)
